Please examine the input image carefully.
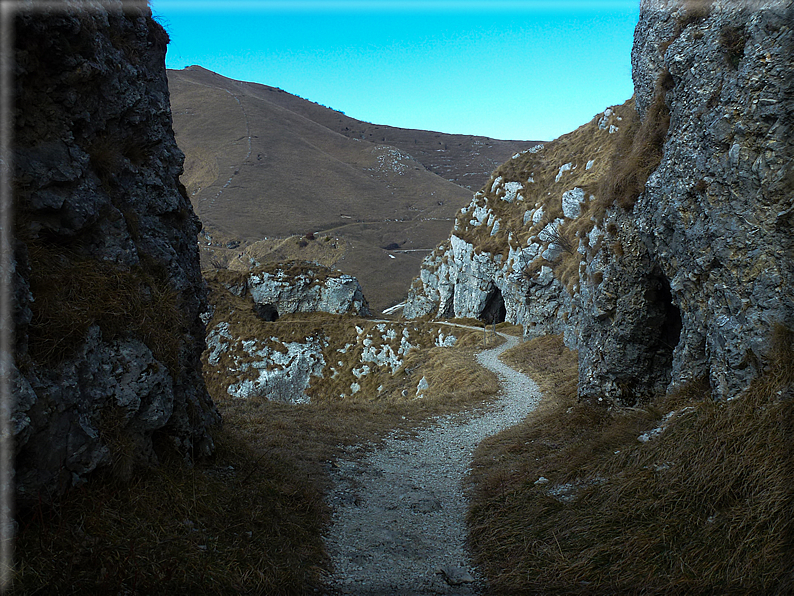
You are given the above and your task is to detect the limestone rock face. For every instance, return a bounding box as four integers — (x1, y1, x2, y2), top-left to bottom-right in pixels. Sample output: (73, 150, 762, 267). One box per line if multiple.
(12, 2, 220, 499)
(216, 262, 371, 317)
(406, 0, 792, 404)
(248, 268, 371, 317)
(403, 229, 571, 338)
(577, 208, 682, 403)
(630, 0, 793, 398)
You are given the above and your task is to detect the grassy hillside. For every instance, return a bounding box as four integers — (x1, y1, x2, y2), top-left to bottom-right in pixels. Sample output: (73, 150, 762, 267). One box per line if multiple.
(468, 328, 794, 594)
(168, 66, 537, 312)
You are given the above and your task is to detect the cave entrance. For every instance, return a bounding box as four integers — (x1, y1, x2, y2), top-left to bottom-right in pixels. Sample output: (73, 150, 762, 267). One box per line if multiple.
(659, 278, 682, 353)
(480, 286, 506, 325)
(648, 271, 682, 387)
(253, 302, 279, 322)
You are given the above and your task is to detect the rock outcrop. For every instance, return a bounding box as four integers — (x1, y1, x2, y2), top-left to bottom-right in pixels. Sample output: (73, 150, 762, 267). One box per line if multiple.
(208, 262, 371, 318)
(406, 0, 793, 404)
(201, 273, 461, 404)
(626, 0, 793, 399)
(12, 2, 220, 498)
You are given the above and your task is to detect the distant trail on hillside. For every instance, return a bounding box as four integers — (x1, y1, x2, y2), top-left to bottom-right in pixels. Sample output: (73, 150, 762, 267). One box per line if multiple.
(323, 332, 541, 595)
(180, 79, 254, 216)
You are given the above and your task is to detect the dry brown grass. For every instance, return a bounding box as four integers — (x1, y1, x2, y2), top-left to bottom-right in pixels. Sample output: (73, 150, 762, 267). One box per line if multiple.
(12, 425, 328, 595)
(15, 292, 502, 594)
(596, 73, 671, 212)
(23, 241, 185, 373)
(468, 330, 794, 595)
(678, 0, 713, 28)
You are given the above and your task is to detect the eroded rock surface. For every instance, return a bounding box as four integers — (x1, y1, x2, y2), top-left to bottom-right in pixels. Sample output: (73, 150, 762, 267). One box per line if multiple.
(213, 262, 371, 317)
(12, 2, 219, 498)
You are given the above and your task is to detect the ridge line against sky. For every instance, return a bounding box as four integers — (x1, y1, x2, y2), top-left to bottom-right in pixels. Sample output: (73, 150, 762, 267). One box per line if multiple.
(152, 0, 640, 141)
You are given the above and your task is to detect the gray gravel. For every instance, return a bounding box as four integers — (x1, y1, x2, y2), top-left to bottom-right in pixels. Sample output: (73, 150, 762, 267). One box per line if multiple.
(323, 333, 541, 595)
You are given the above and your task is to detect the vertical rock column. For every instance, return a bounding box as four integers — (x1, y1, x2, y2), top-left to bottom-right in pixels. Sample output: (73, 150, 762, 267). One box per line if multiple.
(633, 0, 794, 398)
(12, 1, 220, 499)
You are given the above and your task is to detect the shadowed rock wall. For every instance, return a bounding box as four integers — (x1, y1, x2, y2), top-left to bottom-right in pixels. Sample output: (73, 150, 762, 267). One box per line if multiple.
(12, 1, 220, 499)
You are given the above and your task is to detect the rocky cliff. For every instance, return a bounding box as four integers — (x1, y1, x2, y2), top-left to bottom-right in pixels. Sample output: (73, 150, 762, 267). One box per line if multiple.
(12, 2, 220, 498)
(406, 0, 793, 404)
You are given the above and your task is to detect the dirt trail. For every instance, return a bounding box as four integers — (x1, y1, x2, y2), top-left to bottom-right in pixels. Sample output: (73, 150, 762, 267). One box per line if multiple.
(323, 333, 541, 595)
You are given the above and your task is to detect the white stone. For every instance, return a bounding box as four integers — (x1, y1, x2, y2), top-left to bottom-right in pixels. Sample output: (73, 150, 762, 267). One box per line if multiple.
(502, 181, 524, 203)
(435, 332, 457, 347)
(490, 176, 503, 193)
(226, 336, 326, 404)
(555, 163, 573, 183)
(562, 187, 586, 219)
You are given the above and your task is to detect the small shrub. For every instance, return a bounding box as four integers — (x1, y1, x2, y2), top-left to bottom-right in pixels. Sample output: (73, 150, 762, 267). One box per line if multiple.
(538, 222, 576, 255)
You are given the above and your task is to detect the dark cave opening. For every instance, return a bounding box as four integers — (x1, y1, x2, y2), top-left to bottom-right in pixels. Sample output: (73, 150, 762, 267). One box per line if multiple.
(646, 271, 683, 393)
(657, 275, 682, 353)
(480, 286, 506, 325)
(253, 302, 279, 322)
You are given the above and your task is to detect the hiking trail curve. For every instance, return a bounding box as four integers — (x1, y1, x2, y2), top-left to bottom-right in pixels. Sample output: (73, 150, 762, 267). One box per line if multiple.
(323, 331, 542, 595)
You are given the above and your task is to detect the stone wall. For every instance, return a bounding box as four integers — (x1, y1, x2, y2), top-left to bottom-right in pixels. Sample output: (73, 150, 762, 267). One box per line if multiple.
(12, 2, 220, 499)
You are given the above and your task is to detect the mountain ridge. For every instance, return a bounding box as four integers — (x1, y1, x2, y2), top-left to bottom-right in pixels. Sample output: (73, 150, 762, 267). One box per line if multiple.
(167, 65, 539, 311)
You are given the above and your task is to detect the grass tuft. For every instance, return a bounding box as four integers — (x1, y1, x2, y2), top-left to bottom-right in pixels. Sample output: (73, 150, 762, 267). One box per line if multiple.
(596, 74, 671, 212)
(677, 0, 713, 28)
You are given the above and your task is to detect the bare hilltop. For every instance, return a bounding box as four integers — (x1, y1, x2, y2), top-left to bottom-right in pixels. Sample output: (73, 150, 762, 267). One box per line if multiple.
(167, 65, 539, 311)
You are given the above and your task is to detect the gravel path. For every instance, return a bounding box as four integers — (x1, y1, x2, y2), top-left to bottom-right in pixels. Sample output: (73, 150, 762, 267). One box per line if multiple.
(323, 333, 541, 595)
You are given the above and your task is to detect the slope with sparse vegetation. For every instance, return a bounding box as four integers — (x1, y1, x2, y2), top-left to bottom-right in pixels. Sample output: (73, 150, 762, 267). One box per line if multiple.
(468, 327, 794, 595)
(167, 65, 539, 312)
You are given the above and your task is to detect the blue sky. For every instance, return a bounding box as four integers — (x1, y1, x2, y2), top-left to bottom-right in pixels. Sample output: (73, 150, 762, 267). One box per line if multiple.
(151, 1, 639, 141)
